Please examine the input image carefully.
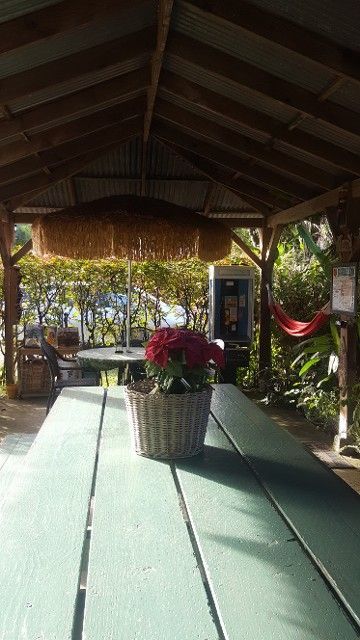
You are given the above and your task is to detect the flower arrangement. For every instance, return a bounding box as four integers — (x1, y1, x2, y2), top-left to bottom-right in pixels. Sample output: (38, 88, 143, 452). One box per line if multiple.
(144, 327, 225, 394)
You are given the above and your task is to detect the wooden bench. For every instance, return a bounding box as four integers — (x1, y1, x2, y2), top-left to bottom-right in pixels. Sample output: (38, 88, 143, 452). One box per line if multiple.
(0, 384, 359, 639)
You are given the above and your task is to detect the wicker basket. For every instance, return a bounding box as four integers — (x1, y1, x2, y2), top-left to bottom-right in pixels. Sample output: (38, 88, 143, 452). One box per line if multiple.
(124, 382, 212, 459)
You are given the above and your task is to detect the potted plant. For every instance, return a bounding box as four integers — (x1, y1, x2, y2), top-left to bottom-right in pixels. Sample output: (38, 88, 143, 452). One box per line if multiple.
(124, 328, 224, 459)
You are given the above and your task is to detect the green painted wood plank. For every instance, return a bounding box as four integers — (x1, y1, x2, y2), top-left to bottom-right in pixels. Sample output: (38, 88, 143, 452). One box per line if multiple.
(83, 386, 219, 640)
(175, 417, 358, 640)
(0, 433, 35, 505)
(211, 384, 360, 627)
(0, 433, 23, 471)
(0, 387, 104, 640)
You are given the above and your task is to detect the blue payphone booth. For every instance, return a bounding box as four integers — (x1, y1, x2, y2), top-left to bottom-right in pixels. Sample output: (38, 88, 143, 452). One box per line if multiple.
(209, 265, 255, 383)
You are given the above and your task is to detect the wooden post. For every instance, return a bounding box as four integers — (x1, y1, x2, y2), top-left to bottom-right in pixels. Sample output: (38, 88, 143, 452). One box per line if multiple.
(0, 216, 15, 385)
(259, 228, 273, 377)
(331, 191, 359, 450)
(259, 225, 284, 381)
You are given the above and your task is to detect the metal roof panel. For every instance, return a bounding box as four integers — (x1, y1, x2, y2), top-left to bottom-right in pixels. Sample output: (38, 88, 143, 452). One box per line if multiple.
(0, 0, 61, 24)
(173, 1, 333, 94)
(164, 55, 296, 122)
(0, 4, 154, 79)
(79, 138, 143, 178)
(9, 55, 149, 113)
(244, 0, 360, 51)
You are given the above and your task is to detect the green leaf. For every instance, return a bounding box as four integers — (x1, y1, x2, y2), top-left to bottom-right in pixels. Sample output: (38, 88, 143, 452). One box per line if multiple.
(299, 356, 322, 377)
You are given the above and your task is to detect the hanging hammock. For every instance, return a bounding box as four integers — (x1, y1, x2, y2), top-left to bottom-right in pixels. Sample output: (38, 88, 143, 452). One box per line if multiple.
(266, 285, 330, 337)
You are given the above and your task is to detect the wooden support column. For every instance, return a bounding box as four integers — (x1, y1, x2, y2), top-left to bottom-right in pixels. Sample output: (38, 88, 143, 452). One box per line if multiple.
(233, 226, 283, 383)
(0, 211, 15, 385)
(332, 190, 360, 450)
(259, 225, 284, 378)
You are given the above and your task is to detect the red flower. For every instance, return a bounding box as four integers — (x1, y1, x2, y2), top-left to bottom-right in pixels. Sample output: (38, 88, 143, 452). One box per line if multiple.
(145, 328, 225, 369)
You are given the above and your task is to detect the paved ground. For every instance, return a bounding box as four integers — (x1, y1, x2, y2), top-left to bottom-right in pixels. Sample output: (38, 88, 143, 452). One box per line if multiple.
(1, 392, 360, 495)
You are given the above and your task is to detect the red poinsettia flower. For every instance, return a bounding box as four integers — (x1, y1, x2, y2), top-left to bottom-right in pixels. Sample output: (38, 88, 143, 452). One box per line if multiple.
(145, 328, 225, 369)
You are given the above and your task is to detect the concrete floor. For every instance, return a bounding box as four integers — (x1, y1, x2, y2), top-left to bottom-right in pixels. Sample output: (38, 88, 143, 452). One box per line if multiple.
(1, 392, 360, 495)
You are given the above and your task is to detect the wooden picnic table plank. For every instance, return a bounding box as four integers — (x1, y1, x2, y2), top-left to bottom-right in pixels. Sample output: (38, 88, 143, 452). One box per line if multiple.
(83, 386, 219, 640)
(0, 387, 104, 640)
(175, 416, 358, 640)
(211, 384, 360, 628)
(0, 433, 35, 505)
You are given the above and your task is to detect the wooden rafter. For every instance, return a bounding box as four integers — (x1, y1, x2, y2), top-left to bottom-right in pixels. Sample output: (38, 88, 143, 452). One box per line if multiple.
(0, 68, 148, 144)
(231, 231, 262, 268)
(0, 98, 145, 170)
(189, 1, 360, 85)
(0, 27, 154, 105)
(166, 33, 360, 139)
(266, 225, 284, 263)
(160, 72, 360, 177)
(5, 128, 142, 209)
(10, 239, 33, 265)
(153, 121, 319, 200)
(202, 183, 216, 216)
(0, 0, 148, 56)
(268, 178, 360, 227)
(141, 0, 174, 196)
(154, 103, 335, 190)
(156, 137, 271, 215)
(162, 151, 289, 208)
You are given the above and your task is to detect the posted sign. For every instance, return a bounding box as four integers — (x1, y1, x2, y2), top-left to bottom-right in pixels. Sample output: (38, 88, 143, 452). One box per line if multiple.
(331, 264, 357, 316)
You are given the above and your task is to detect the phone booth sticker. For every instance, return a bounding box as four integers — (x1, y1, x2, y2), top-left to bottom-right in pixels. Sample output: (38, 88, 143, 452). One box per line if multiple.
(331, 265, 357, 316)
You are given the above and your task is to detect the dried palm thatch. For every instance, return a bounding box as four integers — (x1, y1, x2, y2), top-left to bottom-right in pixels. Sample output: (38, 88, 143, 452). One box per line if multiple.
(32, 196, 231, 261)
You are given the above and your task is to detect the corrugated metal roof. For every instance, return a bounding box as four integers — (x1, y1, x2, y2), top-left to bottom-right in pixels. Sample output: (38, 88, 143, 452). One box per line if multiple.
(145, 179, 208, 209)
(211, 184, 257, 212)
(298, 117, 360, 155)
(29, 89, 146, 134)
(9, 55, 149, 113)
(329, 80, 360, 115)
(273, 139, 344, 176)
(164, 56, 296, 123)
(79, 138, 142, 178)
(158, 89, 270, 144)
(173, 1, 333, 94)
(0, 4, 154, 79)
(245, 0, 360, 51)
(0, 0, 60, 24)
(147, 137, 204, 177)
(75, 177, 140, 201)
(29, 180, 74, 208)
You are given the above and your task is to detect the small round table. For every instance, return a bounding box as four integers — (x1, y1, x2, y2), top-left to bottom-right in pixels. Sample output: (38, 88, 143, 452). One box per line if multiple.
(77, 346, 146, 384)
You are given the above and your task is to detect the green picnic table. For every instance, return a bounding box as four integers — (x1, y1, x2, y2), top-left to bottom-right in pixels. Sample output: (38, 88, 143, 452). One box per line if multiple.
(0, 384, 359, 639)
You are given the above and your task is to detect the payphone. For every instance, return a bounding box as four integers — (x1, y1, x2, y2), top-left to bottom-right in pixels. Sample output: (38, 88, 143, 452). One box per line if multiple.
(209, 265, 255, 383)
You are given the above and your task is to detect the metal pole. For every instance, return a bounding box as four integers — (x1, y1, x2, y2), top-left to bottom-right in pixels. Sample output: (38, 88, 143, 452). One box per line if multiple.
(126, 259, 132, 352)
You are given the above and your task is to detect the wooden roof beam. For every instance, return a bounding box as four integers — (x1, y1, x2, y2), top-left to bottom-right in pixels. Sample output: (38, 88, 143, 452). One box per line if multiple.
(0, 0, 149, 56)
(167, 33, 360, 139)
(0, 97, 145, 170)
(231, 231, 262, 268)
(189, 1, 360, 85)
(155, 101, 335, 190)
(202, 182, 216, 216)
(141, 0, 174, 196)
(160, 72, 360, 177)
(10, 239, 33, 265)
(153, 120, 320, 200)
(267, 178, 360, 227)
(0, 26, 154, 105)
(0, 67, 149, 143)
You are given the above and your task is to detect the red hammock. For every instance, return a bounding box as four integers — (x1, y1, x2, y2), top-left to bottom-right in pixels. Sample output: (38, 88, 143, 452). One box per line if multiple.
(267, 286, 330, 337)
